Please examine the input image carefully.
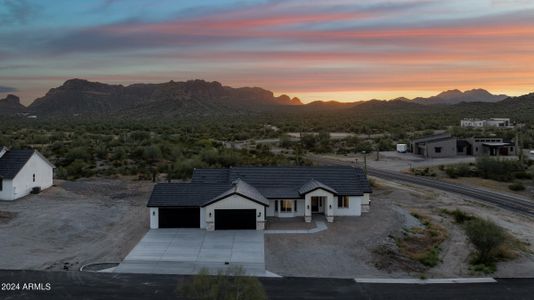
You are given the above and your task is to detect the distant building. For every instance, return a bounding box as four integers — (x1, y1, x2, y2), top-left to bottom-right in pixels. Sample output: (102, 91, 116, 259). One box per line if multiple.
(460, 118, 512, 128)
(411, 133, 457, 158)
(458, 137, 516, 156)
(0, 147, 55, 201)
(412, 134, 517, 158)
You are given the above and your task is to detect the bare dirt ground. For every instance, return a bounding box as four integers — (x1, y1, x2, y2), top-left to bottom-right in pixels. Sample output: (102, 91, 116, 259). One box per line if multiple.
(0, 178, 153, 272)
(265, 178, 534, 278)
(266, 218, 316, 230)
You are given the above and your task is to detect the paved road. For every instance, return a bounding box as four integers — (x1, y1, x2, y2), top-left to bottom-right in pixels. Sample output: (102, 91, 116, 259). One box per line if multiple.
(309, 155, 534, 217)
(0, 270, 532, 299)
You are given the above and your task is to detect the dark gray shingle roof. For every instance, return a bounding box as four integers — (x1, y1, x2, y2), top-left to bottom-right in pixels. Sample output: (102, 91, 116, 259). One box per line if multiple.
(203, 179, 269, 206)
(0, 149, 35, 179)
(147, 183, 231, 207)
(412, 133, 452, 143)
(193, 166, 372, 197)
(149, 166, 372, 208)
(298, 179, 338, 195)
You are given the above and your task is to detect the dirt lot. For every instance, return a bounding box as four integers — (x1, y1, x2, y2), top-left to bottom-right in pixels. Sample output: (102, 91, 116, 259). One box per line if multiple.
(0, 178, 153, 271)
(265, 178, 534, 278)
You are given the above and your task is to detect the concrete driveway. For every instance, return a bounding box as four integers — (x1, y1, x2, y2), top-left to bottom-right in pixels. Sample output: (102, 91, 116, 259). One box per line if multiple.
(115, 229, 265, 276)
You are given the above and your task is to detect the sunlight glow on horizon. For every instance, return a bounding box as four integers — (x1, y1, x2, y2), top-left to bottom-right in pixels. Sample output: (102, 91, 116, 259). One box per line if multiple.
(1, 0, 534, 105)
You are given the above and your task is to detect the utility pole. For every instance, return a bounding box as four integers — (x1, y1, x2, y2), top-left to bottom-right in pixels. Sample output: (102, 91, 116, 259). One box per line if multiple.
(376, 144, 380, 161)
(517, 127, 524, 168)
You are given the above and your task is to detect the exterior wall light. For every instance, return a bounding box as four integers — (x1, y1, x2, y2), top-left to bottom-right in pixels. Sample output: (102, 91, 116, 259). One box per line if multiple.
(329, 205, 332, 209)
(307, 205, 310, 209)
(258, 212, 262, 218)
(209, 212, 212, 218)
(152, 211, 155, 216)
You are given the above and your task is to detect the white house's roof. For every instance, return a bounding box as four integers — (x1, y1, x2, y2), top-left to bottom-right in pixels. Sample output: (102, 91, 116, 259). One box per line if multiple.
(0, 149, 55, 180)
(0, 149, 36, 179)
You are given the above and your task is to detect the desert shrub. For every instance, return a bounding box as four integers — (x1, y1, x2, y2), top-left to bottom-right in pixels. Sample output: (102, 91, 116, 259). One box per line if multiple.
(464, 218, 506, 266)
(449, 209, 473, 224)
(445, 164, 474, 179)
(278, 134, 292, 148)
(514, 171, 533, 180)
(508, 182, 526, 191)
(476, 157, 523, 182)
(180, 267, 267, 300)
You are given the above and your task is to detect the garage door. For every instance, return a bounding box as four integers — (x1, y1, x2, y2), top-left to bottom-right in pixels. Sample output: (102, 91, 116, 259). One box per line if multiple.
(215, 209, 256, 230)
(159, 208, 200, 228)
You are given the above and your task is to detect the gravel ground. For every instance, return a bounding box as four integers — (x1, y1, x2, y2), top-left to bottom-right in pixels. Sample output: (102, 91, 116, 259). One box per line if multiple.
(0, 178, 153, 271)
(265, 187, 410, 278)
(265, 178, 534, 278)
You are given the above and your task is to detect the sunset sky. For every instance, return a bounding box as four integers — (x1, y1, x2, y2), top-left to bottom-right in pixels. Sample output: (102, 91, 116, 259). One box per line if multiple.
(1, 0, 534, 105)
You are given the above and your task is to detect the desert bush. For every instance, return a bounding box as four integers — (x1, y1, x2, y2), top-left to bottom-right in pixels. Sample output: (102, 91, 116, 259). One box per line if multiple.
(508, 182, 526, 191)
(445, 164, 474, 178)
(476, 157, 523, 182)
(514, 171, 533, 180)
(464, 218, 506, 266)
(180, 267, 267, 300)
(448, 209, 473, 224)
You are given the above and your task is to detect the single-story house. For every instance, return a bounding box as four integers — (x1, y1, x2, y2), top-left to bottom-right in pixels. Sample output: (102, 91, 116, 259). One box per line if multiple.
(411, 133, 458, 158)
(412, 134, 517, 158)
(0, 147, 55, 201)
(459, 137, 516, 156)
(147, 166, 372, 231)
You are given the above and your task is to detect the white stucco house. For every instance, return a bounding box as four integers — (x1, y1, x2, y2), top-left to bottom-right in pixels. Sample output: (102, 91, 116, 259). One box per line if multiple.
(0, 147, 55, 201)
(147, 166, 372, 231)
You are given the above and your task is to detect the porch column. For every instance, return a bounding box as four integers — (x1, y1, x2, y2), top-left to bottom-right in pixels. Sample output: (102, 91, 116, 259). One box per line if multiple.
(304, 196, 312, 223)
(325, 196, 334, 223)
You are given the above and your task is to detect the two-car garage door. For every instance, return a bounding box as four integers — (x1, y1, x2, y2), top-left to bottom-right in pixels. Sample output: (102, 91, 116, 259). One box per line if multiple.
(158, 208, 256, 230)
(159, 208, 200, 228)
(215, 209, 256, 230)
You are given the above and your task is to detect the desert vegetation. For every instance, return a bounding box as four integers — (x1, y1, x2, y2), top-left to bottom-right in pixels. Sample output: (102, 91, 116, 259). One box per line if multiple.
(442, 209, 527, 273)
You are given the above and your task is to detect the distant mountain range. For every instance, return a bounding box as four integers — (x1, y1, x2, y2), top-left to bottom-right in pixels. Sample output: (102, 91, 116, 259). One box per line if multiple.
(0, 79, 531, 119)
(411, 89, 508, 105)
(0, 94, 27, 114)
(24, 79, 302, 117)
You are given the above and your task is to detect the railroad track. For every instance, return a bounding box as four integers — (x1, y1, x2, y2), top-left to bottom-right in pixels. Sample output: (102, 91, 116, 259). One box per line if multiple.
(310, 155, 534, 217)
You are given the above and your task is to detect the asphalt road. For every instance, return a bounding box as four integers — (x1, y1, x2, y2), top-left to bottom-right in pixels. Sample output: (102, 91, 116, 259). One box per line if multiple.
(309, 155, 534, 217)
(0, 270, 533, 300)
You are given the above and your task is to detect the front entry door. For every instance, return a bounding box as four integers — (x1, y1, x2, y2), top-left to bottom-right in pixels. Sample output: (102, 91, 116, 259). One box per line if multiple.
(311, 197, 320, 213)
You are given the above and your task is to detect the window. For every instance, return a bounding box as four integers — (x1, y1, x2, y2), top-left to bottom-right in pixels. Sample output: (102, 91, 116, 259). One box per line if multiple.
(275, 200, 278, 212)
(281, 200, 293, 212)
(434, 147, 442, 153)
(338, 196, 349, 208)
(33, 174, 36, 182)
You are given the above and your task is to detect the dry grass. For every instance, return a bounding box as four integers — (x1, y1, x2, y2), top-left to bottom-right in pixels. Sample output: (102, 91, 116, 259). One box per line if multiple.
(396, 211, 448, 268)
(373, 211, 448, 273)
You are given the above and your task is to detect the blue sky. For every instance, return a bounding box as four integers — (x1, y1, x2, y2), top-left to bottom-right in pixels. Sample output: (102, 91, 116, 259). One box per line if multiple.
(1, 0, 534, 104)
